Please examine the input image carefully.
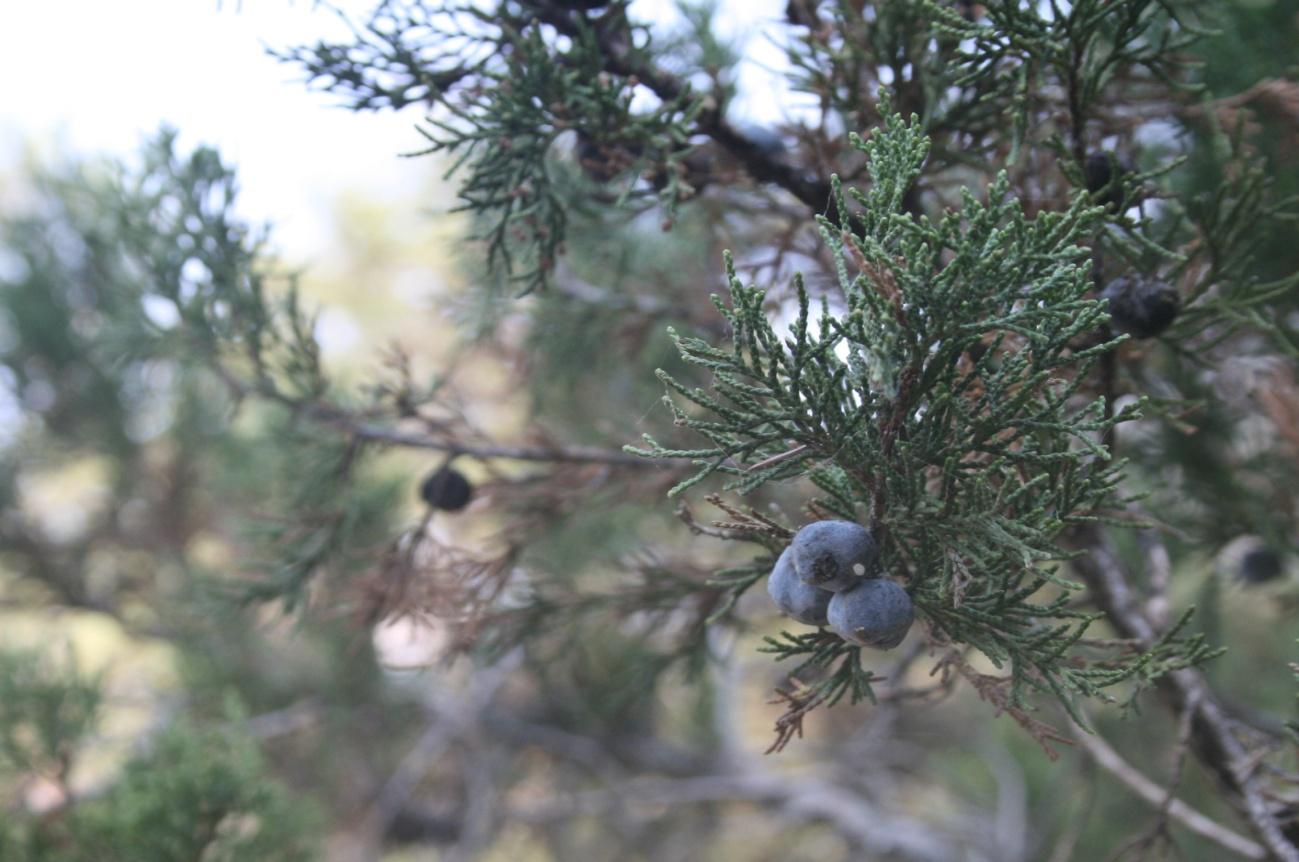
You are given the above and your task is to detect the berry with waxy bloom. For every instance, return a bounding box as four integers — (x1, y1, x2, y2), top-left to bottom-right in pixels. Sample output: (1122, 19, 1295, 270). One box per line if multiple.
(790, 519, 878, 592)
(828, 579, 914, 649)
(767, 547, 832, 626)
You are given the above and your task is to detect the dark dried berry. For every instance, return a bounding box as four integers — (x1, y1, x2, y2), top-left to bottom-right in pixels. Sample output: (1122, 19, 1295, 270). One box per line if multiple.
(1101, 275, 1179, 339)
(964, 339, 990, 364)
(1084, 151, 1136, 210)
(1240, 547, 1284, 584)
(420, 467, 473, 511)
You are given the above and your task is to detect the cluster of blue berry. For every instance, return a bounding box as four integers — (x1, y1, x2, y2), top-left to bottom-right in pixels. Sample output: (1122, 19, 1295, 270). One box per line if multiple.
(767, 520, 914, 649)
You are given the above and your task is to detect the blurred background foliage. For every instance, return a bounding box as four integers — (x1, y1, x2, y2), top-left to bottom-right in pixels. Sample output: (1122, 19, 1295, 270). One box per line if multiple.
(0, 1, 1297, 860)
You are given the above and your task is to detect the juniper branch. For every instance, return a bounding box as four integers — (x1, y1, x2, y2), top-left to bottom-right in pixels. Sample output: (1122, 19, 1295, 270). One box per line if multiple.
(526, 1, 833, 212)
(215, 365, 681, 468)
(633, 104, 1222, 746)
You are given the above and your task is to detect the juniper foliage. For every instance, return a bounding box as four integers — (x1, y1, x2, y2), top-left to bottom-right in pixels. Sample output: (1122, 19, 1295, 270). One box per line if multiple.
(280, 1, 712, 295)
(631, 106, 1220, 730)
(221, 0, 1285, 738)
(5, 0, 1299, 857)
(0, 651, 319, 862)
(0, 650, 100, 780)
(117, 0, 1288, 751)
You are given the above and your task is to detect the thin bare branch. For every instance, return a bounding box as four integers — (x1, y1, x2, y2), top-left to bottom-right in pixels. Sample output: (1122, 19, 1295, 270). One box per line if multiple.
(1070, 716, 1265, 860)
(213, 361, 687, 468)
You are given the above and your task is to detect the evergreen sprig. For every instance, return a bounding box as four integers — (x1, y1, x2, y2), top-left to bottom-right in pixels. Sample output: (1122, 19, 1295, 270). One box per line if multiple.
(0, 652, 319, 862)
(281, 2, 708, 295)
(0, 649, 100, 779)
(65, 718, 321, 862)
(44, 133, 406, 612)
(410, 17, 702, 294)
(1169, 154, 1299, 352)
(632, 106, 1220, 733)
(928, 0, 1210, 160)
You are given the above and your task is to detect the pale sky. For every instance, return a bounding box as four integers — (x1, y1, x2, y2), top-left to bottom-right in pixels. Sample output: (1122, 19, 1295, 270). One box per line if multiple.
(0, 0, 793, 260)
